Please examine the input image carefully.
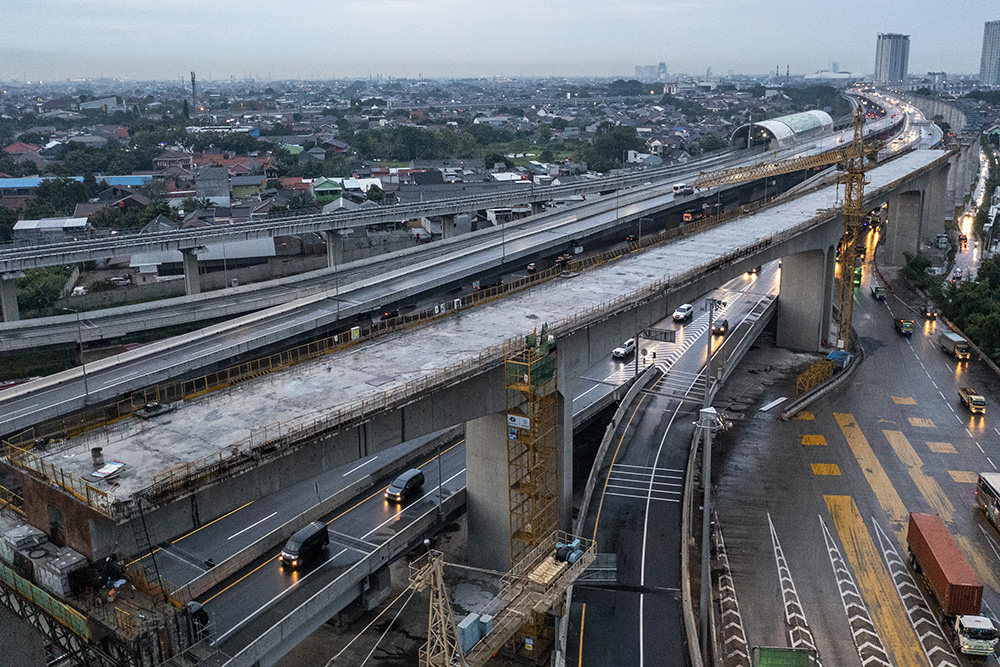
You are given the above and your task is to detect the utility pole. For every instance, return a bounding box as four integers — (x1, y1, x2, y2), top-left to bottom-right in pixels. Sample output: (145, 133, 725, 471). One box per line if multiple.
(61, 307, 89, 404)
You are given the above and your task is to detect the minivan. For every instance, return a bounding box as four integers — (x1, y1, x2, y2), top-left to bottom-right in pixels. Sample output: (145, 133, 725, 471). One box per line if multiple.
(280, 521, 329, 568)
(386, 469, 425, 502)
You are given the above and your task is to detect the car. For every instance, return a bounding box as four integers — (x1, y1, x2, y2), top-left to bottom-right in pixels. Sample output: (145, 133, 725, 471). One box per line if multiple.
(920, 304, 938, 319)
(749, 265, 761, 275)
(870, 284, 886, 299)
(711, 319, 729, 335)
(612, 338, 636, 359)
(625, 234, 637, 243)
(380, 309, 399, 321)
(672, 304, 694, 322)
(385, 469, 425, 502)
(280, 521, 329, 568)
(894, 319, 915, 336)
(526, 262, 536, 273)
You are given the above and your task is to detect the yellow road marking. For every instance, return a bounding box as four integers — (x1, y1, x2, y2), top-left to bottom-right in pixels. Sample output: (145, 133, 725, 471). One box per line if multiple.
(792, 411, 815, 420)
(907, 417, 935, 428)
(891, 396, 917, 405)
(592, 395, 647, 542)
(824, 495, 925, 667)
(882, 430, 954, 523)
(948, 470, 978, 483)
(801, 435, 827, 446)
(204, 555, 275, 603)
(956, 534, 1000, 593)
(834, 413, 908, 536)
(926, 441, 956, 454)
(577, 603, 586, 667)
(811, 463, 841, 475)
(172, 500, 255, 544)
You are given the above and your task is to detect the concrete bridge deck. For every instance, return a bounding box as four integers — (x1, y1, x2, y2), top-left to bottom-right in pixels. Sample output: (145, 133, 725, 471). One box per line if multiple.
(12, 149, 948, 505)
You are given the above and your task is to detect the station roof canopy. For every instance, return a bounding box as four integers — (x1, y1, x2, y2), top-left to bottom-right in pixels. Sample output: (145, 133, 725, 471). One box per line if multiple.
(732, 110, 834, 148)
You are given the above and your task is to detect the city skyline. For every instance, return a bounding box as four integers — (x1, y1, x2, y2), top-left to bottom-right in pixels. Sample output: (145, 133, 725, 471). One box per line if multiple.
(0, 0, 997, 82)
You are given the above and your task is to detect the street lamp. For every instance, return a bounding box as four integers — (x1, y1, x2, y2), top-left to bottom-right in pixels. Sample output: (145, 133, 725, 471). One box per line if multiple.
(60, 307, 89, 404)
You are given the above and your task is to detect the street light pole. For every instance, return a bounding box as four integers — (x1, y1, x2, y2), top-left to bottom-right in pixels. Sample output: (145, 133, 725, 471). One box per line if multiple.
(61, 307, 89, 404)
(436, 437, 443, 517)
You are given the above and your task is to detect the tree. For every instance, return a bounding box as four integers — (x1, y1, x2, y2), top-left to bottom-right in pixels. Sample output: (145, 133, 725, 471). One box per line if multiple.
(582, 124, 645, 172)
(698, 135, 729, 153)
(0, 206, 17, 243)
(366, 185, 384, 202)
(540, 149, 554, 163)
(183, 99, 190, 119)
(181, 197, 213, 213)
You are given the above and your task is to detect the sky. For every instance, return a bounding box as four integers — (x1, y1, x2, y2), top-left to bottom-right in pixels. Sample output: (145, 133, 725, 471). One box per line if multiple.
(0, 0, 997, 82)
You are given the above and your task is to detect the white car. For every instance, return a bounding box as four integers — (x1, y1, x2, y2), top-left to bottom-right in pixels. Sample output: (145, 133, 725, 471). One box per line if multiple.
(672, 304, 694, 322)
(612, 338, 636, 359)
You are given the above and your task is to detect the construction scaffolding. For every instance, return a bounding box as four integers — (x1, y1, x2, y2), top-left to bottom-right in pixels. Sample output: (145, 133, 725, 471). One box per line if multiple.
(410, 550, 468, 667)
(834, 108, 871, 350)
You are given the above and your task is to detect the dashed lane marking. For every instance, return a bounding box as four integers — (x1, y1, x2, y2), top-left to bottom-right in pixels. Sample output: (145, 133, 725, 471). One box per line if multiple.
(891, 396, 917, 405)
(713, 513, 751, 667)
(925, 441, 956, 454)
(824, 496, 926, 667)
(871, 518, 960, 667)
(801, 435, 827, 446)
(811, 463, 841, 476)
(767, 513, 820, 657)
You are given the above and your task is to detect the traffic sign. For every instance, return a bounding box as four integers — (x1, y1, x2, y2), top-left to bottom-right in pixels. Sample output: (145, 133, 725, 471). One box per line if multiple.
(642, 327, 675, 343)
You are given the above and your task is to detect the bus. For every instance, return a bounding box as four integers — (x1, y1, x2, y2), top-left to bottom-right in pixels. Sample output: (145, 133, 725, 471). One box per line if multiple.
(976, 473, 1000, 530)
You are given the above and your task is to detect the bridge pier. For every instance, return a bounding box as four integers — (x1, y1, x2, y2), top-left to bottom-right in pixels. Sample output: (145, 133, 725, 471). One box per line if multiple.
(441, 214, 457, 240)
(1, 271, 22, 322)
(777, 248, 832, 352)
(531, 201, 545, 216)
(883, 190, 924, 266)
(465, 412, 512, 571)
(325, 229, 344, 267)
(181, 247, 204, 296)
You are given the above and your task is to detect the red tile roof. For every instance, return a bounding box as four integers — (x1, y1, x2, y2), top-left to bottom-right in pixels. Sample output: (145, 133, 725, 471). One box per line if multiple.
(3, 142, 40, 155)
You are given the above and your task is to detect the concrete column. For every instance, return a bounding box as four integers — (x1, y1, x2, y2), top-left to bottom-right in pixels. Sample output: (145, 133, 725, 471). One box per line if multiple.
(441, 214, 457, 240)
(821, 245, 836, 345)
(921, 168, 948, 245)
(530, 201, 544, 216)
(946, 151, 959, 210)
(883, 190, 924, 267)
(325, 229, 343, 267)
(555, 358, 574, 533)
(465, 412, 511, 571)
(0, 272, 22, 322)
(181, 248, 203, 296)
(777, 248, 828, 352)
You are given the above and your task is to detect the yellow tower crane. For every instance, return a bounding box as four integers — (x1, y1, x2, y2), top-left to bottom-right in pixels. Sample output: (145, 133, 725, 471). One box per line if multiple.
(691, 107, 879, 349)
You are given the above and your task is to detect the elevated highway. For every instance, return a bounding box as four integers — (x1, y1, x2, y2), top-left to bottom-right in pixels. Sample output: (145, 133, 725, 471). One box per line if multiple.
(0, 101, 903, 342)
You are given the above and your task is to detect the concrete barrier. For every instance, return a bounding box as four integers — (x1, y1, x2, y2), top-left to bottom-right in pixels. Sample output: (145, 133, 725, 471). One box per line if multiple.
(778, 342, 865, 420)
(171, 426, 462, 602)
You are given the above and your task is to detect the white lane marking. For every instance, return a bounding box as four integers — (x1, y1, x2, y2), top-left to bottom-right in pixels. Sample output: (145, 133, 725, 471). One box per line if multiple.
(978, 442, 985, 453)
(227, 512, 278, 540)
(614, 463, 685, 473)
(605, 491, 680, 503)
(342, 456, 379, 476)
(2, 403, 40, 419)
(214, 467, 466, 643)
(966, 428, 974, 437)
(574, 384, 600, 402)
(956, 414, 964, 423)
(989, 457, 997, 470)
(939, 391, 947, 401)
(931, 381, 938, 389)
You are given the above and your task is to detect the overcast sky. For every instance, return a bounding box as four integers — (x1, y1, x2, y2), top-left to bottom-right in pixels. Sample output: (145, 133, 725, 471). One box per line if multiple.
(1, 0, 997, 82)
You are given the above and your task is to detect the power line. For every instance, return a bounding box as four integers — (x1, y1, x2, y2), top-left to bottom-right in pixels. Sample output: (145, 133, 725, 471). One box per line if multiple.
(324, 586, 413, 666)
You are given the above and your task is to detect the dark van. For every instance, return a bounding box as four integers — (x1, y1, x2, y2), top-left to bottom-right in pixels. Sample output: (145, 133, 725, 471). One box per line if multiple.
(280, 521, 329, 568)
(385, 469, 425, 502)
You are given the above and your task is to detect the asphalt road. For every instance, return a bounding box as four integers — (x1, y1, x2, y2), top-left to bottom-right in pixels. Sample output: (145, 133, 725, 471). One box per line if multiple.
(568, 264, 780, 667)
(714, 245, 1000, 666)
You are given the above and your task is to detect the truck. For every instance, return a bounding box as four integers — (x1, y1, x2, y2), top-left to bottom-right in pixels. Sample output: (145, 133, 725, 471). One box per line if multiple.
(959, 386, 986, 414)
(894, 319, 915, 336)
(939, 331, 971, 360)
(907, 512, 998, 656)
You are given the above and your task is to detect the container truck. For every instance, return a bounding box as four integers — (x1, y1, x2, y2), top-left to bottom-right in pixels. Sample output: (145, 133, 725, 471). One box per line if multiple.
(907, 512, 998, 656)
(938, 331, 971, 360)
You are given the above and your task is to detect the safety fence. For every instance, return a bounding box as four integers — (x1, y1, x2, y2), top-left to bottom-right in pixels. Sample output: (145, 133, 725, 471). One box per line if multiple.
(0, 482, 24, 516)
(796, 360, 834, 396)
(0, 561, 92, 640)
(3, 167, 922, 521)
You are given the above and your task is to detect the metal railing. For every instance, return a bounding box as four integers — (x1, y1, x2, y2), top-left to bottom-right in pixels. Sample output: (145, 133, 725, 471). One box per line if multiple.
(0, 483, 24, 516)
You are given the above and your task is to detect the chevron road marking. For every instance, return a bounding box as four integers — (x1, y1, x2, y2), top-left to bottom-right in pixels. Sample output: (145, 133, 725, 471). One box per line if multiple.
(871, 518, 960, 667)
(767, 513, 821, 660)
(713, 513, 751, 667)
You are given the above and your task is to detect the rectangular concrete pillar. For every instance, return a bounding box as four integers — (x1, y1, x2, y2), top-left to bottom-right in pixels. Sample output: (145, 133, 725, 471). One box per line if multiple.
(325, 229, 343, 267)
(181, 248, 202, 296)
(465, 412, 512, 572)
(777, 249, 828, 352)
(441, 214, 456, 240)
(0, 272, 21, 322)
(530, 201, 544, 216)
(555, 371, 573, 533)
(883, 190, 924, 267)
(921, 168, 948, 244)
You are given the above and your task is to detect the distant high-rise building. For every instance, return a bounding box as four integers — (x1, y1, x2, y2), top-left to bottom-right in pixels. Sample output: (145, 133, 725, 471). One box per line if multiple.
(981, 20, 1000, 86)
(874, 33, 910, 83)
(832, 61, 840, 73)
